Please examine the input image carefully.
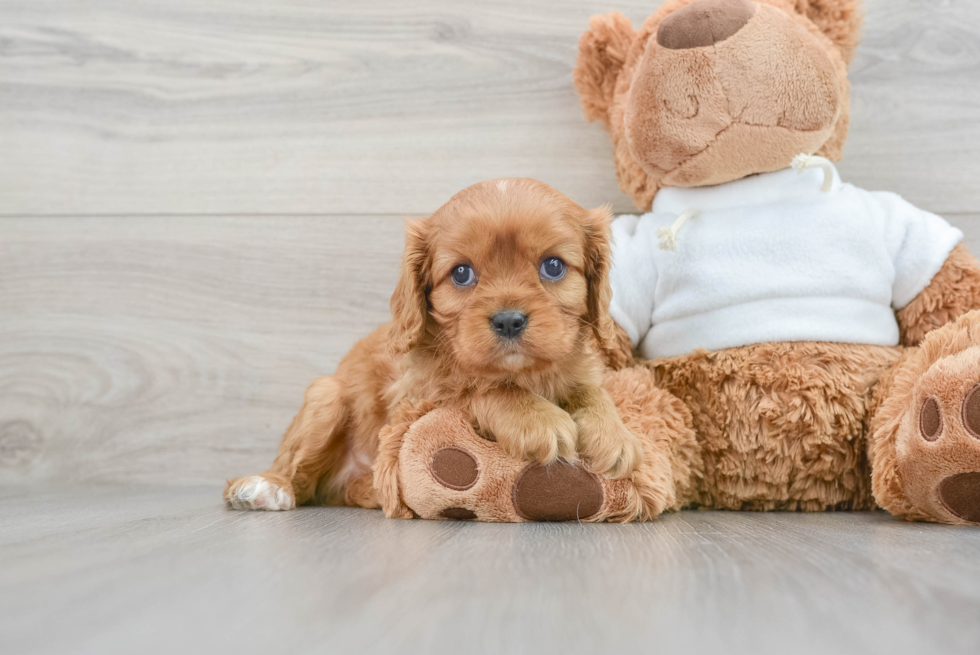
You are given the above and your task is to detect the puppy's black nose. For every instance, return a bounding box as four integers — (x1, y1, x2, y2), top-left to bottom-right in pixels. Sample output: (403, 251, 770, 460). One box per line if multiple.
(491, 311, 528, 339)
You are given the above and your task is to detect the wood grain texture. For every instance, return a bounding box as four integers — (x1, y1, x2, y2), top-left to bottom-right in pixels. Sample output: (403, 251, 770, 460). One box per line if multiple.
(0, 0, 978, 216)
(2, 486, 979, 655)
(3, 214, 980, 486)
(0, 215, 405, 485)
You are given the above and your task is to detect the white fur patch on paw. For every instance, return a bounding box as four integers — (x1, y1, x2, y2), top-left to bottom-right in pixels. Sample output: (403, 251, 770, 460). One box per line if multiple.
(227, 476, 295, 511)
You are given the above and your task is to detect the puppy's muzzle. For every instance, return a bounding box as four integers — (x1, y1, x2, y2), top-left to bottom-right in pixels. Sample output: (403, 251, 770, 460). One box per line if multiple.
(491, 311, 528, 340)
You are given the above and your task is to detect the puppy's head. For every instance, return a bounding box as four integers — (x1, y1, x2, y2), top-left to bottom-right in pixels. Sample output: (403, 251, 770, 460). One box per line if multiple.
(389, 178, 617, 377)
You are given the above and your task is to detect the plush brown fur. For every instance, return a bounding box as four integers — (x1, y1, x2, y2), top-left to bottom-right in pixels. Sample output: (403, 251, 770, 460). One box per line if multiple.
(649, 342, 901, 511)
(382, 366, 701, 522)
(896, 244, 980, 347)
(225, 179, 644, 511)
(574, 0, 861, 210)
(795, 0, 864, 63)
(869, 312, 980, 524)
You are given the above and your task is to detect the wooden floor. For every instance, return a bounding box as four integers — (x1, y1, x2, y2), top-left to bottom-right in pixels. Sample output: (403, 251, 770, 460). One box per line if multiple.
(2, 486, 979, 655)
(3, 1, 980, 652)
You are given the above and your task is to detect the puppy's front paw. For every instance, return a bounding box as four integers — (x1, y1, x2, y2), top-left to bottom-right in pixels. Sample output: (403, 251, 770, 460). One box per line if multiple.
(224, 475, 296, 511)
(496, 402, 578, 465)
(577, 415, 643, 480)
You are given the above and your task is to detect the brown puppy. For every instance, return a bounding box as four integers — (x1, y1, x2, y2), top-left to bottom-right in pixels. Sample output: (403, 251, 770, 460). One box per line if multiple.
(224, 179, 642, 511)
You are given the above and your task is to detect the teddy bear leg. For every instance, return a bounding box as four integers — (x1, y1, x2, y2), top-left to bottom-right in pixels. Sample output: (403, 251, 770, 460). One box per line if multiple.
(396, 408, 607, 522)
(870, 310, 980, 524)
(600, 366, 702, 520)
(389, 367, 701, 522)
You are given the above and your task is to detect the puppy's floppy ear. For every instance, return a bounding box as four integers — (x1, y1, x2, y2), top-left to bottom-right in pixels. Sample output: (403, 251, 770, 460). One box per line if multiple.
(389, 217, 431, 355)
(582, 206, 623, 365)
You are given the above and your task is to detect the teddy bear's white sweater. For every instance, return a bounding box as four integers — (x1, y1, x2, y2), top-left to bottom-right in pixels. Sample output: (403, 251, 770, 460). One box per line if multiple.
(609, 163, 963, 359)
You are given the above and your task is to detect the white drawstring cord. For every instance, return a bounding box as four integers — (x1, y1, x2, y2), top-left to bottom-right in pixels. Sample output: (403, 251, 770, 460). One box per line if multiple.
(657, 157, 831, 252)
(791, 153, 835, 193)
(657, 208, 699, 251)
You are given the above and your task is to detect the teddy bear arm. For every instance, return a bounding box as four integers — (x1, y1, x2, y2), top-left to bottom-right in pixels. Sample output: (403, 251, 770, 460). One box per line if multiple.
(896, 244, 980, 347)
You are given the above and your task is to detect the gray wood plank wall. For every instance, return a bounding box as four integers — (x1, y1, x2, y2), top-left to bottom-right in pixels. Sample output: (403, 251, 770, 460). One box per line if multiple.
(1, 0, 979, 485)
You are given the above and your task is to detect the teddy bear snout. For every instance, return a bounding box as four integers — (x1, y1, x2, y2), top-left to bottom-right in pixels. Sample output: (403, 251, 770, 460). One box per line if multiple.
(657, 0, 755, 50)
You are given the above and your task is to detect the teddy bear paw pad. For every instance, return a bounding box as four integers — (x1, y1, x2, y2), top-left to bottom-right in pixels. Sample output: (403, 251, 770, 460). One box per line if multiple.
(938, 473, 980, 523)
(429, 447, 479, 490)
(962, 384, 980, 439)
(512, 460, 603, 521)
(905, 378, 980, 524)
(919, 397, 942, 441)
(439, 507, 478, 520)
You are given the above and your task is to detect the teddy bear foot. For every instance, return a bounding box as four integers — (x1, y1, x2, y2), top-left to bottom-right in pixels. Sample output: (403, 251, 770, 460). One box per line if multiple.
(900, 356, 980, 524)
(382, 367, 701, 523)
(397, 408, 638, 522)
(874, 332, 980, 525)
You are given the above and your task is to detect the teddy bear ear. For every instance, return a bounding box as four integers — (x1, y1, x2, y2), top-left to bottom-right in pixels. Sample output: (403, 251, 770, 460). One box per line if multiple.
(794, 0, 865, 64)
(573, 12, 636, 126)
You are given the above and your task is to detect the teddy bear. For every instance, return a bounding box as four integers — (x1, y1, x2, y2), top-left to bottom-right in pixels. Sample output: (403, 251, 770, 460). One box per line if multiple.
(372, 0, 980, 525)
(371, 365, 703, 523)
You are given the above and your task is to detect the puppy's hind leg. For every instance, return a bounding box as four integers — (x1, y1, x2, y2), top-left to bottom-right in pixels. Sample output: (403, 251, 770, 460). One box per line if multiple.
(225, 376, 348, 511)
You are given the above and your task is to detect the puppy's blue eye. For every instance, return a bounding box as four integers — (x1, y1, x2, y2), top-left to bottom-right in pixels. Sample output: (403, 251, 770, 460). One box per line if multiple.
(451, 264, 476, 287)
(539, 257, 566, 281)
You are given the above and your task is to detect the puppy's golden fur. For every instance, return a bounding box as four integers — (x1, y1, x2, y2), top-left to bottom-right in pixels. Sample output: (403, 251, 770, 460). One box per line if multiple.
(225, 179, 642, 511)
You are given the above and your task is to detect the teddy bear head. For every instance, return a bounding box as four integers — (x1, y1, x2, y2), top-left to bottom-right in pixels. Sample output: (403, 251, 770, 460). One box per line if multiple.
(574, 0, 863, 210)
